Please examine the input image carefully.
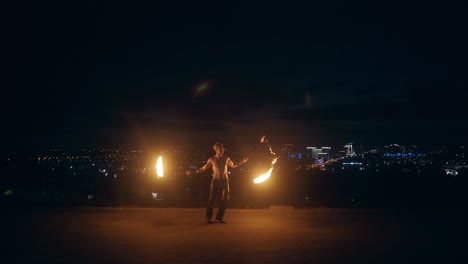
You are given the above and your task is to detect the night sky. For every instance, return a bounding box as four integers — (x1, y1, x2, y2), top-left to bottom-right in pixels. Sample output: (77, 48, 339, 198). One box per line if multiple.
(2, 1, 467, 152)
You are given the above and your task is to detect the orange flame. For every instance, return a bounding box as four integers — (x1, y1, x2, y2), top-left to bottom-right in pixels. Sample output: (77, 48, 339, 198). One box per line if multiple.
(253, 157, 277, 184)
(156, 156, 164, 177)
(261, 135, 275, 155)
(253, 167, 273, 184)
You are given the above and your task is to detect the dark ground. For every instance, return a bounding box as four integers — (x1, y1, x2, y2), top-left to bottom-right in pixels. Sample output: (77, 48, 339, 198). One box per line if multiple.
(1, 207, 465, 263)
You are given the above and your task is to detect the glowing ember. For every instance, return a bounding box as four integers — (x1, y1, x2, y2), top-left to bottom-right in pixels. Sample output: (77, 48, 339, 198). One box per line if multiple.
(271, 157, 278, 165)
(156, 156, 164, 177)
(260, 135, 275, 155)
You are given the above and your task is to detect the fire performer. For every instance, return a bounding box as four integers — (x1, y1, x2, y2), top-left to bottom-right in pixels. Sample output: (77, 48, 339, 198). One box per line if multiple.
(186, 142, 248, 224)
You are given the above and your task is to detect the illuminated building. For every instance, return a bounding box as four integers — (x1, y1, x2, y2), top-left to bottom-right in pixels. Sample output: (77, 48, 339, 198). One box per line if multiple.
(307, 147, 331, 160)
(344, 143, 354, 156)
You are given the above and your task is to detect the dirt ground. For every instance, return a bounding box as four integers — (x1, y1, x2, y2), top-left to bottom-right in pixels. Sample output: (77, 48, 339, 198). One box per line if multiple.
(1, 207, 464, 263)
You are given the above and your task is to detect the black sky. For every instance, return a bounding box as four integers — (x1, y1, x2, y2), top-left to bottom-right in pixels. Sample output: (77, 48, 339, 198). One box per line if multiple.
(2, 1, 467, 152)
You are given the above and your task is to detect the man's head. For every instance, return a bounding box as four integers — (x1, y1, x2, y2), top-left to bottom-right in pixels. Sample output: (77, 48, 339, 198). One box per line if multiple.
(213, 142, 225, 156)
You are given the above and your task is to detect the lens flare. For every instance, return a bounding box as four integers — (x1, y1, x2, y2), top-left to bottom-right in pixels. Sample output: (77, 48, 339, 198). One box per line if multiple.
(193, 80, 215, 97)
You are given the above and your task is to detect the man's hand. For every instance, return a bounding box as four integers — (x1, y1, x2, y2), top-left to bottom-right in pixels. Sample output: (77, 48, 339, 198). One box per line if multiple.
(237, 157, 248, 167)
(186, 170, 192, 176)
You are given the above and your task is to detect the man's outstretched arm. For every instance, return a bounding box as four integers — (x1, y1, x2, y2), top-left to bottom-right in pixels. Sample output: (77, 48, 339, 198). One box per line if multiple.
(186, 158, 212, 176)
(228, 157, 248, 168)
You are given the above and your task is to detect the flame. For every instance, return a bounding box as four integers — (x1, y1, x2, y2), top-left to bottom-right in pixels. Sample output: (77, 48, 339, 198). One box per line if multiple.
(261, 135, 275, 155)
(253, 167, 273, 184)
(254, 135, 279, 184)
(156, 156, 164, 177)
(253, 158, 277, 184)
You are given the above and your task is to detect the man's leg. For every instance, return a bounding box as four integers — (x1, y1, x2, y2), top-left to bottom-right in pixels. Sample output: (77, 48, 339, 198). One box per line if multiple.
(216, 180, 229, 222)
(206, 179, 218, 222)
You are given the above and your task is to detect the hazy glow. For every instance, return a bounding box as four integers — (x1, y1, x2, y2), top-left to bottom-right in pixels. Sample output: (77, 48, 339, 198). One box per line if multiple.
(156, 156, 164, 177)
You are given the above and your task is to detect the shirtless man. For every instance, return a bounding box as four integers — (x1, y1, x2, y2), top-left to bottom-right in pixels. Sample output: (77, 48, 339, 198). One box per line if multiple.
(186, 142, 248, 223)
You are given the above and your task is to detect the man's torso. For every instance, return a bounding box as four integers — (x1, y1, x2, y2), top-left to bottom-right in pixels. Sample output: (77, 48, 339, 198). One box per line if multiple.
(210, 155, 230, 179)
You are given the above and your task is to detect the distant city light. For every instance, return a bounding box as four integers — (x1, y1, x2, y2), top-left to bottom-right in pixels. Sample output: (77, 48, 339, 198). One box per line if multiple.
(444, 169, 458, 176)
(342, 162, 362, 165)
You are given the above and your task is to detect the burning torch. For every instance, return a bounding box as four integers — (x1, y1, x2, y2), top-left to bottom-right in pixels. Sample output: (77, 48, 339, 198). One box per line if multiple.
(253, 135, 278, 184)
